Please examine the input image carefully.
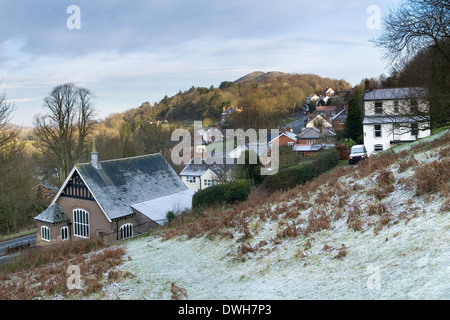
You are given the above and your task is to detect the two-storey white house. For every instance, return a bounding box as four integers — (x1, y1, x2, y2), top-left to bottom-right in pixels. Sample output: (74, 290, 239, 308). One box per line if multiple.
(363, 87, 431, 155)
(179, 157, 236, 192)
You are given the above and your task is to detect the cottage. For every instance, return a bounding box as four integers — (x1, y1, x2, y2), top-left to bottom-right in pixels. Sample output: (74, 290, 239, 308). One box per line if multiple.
(362, 87, 430, 155)
(268, 130, 297, 148)
(179, 157, 236, 192)
(331, 107, 348, 131)
(34, 144, 194, 246)
(32, 181, 59, 207)
(296, 126, 336, 145)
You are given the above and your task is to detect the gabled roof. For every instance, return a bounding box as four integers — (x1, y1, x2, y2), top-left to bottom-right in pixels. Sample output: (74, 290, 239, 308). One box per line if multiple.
(52, 153, 190, 222)
(363, 87, 427, 101)
(297, 127, 336, 139)
(179, 157, 236, 177)
(34, 203, 70, 225)
(269, 131, 297, 144)
(331, 108, 347, 121)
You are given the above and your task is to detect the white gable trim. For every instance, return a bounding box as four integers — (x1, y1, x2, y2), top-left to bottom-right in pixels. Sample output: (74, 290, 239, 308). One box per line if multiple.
(269, 132, 297, 144)
(51, 166, 113, 223)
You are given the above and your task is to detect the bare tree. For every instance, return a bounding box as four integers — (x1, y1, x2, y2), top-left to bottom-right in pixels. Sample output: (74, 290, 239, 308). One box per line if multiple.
(34, 83, 96, 183)
(0, 86, 19, 151)
(373, 0, 450, 130)
(373, 0, 450, 64)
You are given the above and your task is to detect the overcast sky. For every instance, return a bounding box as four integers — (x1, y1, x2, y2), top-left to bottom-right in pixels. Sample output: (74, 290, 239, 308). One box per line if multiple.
(1, 0, 400, 126)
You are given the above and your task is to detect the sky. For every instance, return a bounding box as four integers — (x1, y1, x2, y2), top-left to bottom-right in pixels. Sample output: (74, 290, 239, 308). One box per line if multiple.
(0, 0, 401, 127)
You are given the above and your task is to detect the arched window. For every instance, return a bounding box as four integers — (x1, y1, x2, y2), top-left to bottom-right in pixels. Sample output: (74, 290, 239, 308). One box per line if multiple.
(120, 223, 133, 240)
(73, 209, 90, 238)
(61, 226, 69, 241)
(41, 226, 50, 242)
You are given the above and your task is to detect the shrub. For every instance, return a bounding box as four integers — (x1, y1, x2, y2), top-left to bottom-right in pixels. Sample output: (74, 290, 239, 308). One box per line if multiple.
(414, 158, 450, 196)
(264, 147, 339, 192)
(337, 144, 350, 160)
(192, 179, 251, 208)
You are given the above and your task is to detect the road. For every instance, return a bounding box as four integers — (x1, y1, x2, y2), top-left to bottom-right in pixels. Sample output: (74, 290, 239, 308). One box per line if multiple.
(0, 233, 35, 256)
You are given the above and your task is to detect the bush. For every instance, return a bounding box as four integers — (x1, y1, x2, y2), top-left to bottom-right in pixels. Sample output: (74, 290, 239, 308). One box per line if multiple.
(192, 179, 251, 208)
(264, 147, 339, 192)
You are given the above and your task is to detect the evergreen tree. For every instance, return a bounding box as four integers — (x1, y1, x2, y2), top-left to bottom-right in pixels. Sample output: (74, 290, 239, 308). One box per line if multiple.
(344, 98, 363, 143)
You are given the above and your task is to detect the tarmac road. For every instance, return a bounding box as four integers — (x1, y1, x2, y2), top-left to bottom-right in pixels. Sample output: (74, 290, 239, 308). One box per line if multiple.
(0, 233, 35, 256)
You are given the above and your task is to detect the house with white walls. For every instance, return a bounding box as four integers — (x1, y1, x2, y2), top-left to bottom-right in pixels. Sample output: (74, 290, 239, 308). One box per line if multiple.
(362, 87, 430, 155)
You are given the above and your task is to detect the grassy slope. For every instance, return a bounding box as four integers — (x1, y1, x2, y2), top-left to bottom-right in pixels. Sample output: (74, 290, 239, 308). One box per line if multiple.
(96, 131, 449, 300)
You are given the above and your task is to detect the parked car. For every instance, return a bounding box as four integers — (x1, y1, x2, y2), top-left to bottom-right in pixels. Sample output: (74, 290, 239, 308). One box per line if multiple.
(349, 144, 368, 165)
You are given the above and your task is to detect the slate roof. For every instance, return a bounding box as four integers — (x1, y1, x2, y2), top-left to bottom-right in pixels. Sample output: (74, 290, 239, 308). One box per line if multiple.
(131, 189, 194, 225)
(74, 153, 191, 221)
(331, 108, 347, 121)
(292, 144, 324, 152)
(362, 116, 428, 125)
(34, 203, 70, 225)
(363, 87, 427, 101)
(297, 127, 336, 139)
(179, 157, 236, 177)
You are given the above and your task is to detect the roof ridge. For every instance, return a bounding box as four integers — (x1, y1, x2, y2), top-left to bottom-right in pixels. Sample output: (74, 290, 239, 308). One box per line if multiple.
(77, 152, 162, 166)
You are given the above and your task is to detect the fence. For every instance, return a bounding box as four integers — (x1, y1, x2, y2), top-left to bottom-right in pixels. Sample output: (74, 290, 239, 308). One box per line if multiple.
(2, 240, 34, 255)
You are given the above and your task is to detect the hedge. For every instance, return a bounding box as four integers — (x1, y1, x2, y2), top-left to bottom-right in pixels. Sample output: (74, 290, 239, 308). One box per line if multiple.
(264, 147, 339, 192)
(192, 179, 252, 208)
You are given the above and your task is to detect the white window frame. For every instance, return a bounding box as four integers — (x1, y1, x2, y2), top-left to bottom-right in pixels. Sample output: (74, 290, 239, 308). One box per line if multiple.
(375, 102, 383, 114)
(41, 226, 50, 242)
(374, 144, 383, 152)
(307, 139, 315, 145)
(61, 226, 69, 241)
(374, 125, 382, 138)
(73, 209, 90, 238)
(203, 179, 214, 187)
(287, 141, 294, 146)
(120, 223, 133, 240)
(186, 176, 196, 183)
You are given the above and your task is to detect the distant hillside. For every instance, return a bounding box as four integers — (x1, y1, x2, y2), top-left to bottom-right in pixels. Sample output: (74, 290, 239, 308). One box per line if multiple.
(115, 71, 352, 131)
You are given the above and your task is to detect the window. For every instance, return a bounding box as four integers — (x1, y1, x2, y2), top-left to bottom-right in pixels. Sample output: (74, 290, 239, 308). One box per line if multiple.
(203, 179, 214, 187)
(374, 144, 383, 152)
(307, 139, 315, 145)
(410, 99, 418, 114)
(41, 226, 50, 242)
(374, 125, 382, 137)
(411, 123, 419, 136)
(287, 141, 294, 146)
(73, 209, 90, 238)
(120, 223, 133, 240)
(375, 102, 383, 114)
(393, 100, 399, 113)
(61, 226, 69, 241)
(186, 176, 196, 183)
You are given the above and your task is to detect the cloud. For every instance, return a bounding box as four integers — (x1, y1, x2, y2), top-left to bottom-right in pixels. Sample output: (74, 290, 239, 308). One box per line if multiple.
(1, 0, 398, 126)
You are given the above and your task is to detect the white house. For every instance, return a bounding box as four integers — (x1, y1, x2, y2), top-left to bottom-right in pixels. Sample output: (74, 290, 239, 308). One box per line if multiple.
(362, 87, 430, 155)
(179, 157, 236, 192)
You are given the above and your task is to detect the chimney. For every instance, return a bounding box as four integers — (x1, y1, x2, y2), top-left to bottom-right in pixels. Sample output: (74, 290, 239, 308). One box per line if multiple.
(91, 138, 101, 170)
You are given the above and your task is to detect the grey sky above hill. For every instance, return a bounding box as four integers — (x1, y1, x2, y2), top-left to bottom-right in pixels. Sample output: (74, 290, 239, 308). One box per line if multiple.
(0, 0, 399, 126)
